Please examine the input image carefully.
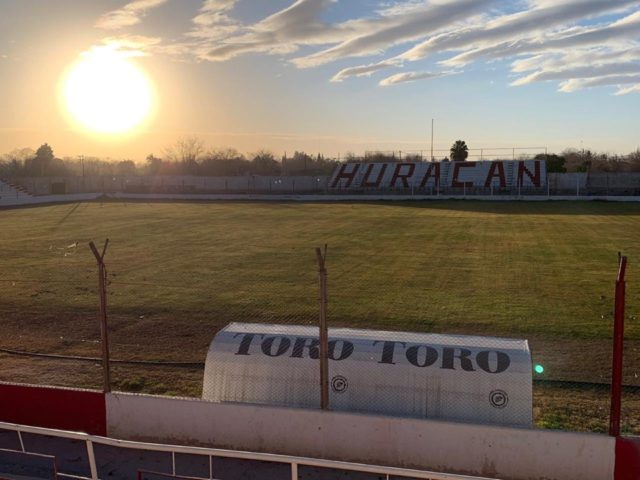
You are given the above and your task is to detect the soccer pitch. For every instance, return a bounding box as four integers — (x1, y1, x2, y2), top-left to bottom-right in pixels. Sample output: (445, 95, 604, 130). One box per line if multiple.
(1, 200, 639, 432)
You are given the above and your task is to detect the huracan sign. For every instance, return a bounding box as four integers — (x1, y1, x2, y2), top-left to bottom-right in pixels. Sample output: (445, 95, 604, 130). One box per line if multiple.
(329, 160, 546, 189)
(203, 323, 533, 427)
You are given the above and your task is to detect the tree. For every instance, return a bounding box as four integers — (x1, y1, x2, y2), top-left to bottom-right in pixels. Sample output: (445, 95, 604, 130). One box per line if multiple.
(163, 136, 205, 174)
(145, 154, 163, 175)
(200, 148, 249, 175)
(536, 153, 566, 173)
(450, 140, 469, 162)
(250, 150, 280, 175)
(115, 160, 137, 176)
(25, 143, 55, 176)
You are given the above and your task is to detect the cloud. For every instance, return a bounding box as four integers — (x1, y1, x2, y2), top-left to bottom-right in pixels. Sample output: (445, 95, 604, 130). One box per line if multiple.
(92, 0, 640, 93)
(615, 84, 640, 95)
(190, 0, 240, 38)
(442, 9, 640, 67)
(512, 62, 640, 86)
(186, 0, 346, 62)
(379, 70, 457, 86)
(96, 0, 169, 30)
(292, 0, 496, 68)
(559, 74, 640, 92)
(399, 0, 638, 62)
(331, 60, 401, 82)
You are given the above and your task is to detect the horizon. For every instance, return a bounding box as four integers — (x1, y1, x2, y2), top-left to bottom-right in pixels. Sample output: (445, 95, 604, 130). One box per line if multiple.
(1, 0, 639, 161)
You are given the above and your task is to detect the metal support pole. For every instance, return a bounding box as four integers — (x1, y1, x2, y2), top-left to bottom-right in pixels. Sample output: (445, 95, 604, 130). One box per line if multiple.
(86, 440, 99, 480)
(609, 254, 627, 437)
(89, 239, 111, 393)
(430, 119, 434, 162)
(315, 245, 329, 410)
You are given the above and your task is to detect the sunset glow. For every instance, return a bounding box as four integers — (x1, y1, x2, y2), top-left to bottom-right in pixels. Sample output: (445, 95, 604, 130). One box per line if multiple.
(61, 47, 153, 135)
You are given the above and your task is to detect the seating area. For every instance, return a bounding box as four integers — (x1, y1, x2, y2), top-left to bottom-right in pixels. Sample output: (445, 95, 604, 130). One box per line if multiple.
(0, 421, 489, 480)
(0, 179, 32, 205)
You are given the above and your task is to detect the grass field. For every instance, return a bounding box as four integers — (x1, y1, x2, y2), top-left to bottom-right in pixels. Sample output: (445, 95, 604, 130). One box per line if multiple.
(1, 200, 640, 432)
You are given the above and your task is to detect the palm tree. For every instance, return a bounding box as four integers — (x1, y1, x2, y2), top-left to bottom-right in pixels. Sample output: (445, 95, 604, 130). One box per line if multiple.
(450, 140, 469, 162)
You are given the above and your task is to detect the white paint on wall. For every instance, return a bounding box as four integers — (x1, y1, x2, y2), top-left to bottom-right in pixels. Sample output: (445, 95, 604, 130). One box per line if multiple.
(106, 392, 615, 480)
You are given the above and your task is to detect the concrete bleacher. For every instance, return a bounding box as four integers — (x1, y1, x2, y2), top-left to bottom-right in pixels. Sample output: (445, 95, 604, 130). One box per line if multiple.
(0, 180, 32, 205)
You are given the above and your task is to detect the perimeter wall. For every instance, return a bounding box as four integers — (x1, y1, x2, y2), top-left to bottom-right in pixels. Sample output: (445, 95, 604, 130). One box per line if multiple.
(0, 382, 634, 480)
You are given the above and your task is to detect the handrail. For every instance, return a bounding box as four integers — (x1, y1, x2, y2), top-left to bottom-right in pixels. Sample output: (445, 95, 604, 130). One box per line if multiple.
(0, 421, 498, 480)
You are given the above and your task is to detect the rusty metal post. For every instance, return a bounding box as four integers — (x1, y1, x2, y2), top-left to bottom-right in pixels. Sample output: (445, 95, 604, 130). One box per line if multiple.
(609, 253, 627, 437)
(89, 240, 111, 393)
(315, 245, 329, 410)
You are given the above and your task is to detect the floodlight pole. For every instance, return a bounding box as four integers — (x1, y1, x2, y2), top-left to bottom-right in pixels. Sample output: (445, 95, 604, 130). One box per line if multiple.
(90, 239, 111, 393)
(316, 245, 329, 410)
(609, 253, 627, 437)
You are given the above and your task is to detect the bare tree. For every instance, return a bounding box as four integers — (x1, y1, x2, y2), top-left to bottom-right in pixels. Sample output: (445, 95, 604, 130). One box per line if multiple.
(164, 136, 205, 173)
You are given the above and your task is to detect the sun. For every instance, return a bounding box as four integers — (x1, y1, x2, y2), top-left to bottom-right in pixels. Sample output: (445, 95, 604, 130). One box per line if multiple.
(61, 47, 154, 135)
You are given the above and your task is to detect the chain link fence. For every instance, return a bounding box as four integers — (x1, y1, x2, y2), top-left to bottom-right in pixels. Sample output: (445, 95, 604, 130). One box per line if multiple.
(0, 201, 638, 435)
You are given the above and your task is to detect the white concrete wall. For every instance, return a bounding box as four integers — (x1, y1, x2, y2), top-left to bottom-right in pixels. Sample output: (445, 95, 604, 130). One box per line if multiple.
(548, 172, 588, 191)
(106, 392, 615, 480)
(13, 176, 330, 195)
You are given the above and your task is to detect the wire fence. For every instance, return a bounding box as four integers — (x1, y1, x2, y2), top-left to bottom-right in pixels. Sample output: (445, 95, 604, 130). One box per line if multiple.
(0, 230, 638, 434)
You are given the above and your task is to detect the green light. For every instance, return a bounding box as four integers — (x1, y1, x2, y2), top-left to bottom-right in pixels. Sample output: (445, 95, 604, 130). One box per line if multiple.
(534, 364, 544, 374)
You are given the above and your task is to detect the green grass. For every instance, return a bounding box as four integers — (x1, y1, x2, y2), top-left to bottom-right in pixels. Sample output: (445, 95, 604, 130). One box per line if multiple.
(1, 200, 640, 431)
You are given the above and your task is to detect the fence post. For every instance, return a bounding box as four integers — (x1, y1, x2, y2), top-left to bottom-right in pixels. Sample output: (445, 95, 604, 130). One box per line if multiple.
(315, 245, 329, 410)
(89, 239, 111, 393)
(609, 254, 627, 437)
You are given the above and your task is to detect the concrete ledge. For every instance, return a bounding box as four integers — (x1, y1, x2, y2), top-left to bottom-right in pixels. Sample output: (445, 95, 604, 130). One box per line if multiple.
(107, 392, 615, 480)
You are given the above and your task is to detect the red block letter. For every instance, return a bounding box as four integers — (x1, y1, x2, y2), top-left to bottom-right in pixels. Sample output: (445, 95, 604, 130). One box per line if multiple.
(330, 163, 361, 188)
(420, 163, 440, 188)
(362, 164, 388, 188)
(517, 161, 541, 187)
(451, 162, 477, 188)
(484, 161, 506, 188)
(390, 163, 416, 188)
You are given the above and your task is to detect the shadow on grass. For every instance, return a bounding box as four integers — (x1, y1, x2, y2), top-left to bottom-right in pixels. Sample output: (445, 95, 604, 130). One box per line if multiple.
(361, 200, 640, 216)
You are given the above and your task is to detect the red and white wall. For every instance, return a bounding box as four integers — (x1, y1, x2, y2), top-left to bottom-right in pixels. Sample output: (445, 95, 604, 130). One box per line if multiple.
(0, 382, 637, 480)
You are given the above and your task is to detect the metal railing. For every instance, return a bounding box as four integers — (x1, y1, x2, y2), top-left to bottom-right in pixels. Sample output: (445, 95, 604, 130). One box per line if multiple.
(0, 421, 498, 480)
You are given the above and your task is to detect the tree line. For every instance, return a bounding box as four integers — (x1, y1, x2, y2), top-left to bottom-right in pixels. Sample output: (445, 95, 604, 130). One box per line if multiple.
(0, 139, 338, 178)
(1, 138, 639, 177)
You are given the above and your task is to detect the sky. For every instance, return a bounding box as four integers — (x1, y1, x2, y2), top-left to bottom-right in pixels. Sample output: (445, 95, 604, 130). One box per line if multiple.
(0, 0, 639, 161)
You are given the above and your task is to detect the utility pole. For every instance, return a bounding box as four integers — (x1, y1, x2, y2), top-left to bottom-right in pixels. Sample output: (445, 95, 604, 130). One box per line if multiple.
(80, 155, 85, 192)
(430, 119, 434, 161)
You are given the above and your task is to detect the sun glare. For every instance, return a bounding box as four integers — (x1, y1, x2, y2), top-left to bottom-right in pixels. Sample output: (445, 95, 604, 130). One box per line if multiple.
(61, 47, 154, 135)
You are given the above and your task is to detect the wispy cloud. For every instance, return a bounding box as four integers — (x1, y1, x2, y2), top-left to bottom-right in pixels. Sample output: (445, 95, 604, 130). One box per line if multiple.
(96, 0, 169, 30)
(398, 0, 638, 62)
(331, 60, 401, 82)
(198, 0, 347, 62)
(559, 74, 640, 92)
(379, 70, 457, 86)
(512, 62, 640, 86)
(93, 0, 640, 93)
(615, 83, 640, 95)
(292, 0, 496, 68)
